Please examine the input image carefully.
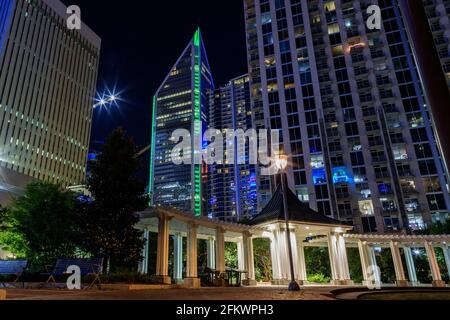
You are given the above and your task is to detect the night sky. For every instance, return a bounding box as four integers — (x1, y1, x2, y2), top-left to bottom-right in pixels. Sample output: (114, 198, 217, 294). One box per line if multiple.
(61, 0, 248, 150)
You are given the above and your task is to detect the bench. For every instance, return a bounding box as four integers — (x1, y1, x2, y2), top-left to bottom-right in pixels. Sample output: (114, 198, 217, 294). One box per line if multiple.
(0, 260, 28, 287)
(45, 258, 103, 289)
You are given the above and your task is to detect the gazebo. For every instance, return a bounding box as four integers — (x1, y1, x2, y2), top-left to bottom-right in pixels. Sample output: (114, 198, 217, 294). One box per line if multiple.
(247, 186, 353, 286)
(137, 187, 450, 288)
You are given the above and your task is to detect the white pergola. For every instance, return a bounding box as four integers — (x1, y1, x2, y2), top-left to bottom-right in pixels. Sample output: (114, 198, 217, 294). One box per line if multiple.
(137, 189, 450, 288)
(343, 234, 450, 287)
(137, 207, 258, 288)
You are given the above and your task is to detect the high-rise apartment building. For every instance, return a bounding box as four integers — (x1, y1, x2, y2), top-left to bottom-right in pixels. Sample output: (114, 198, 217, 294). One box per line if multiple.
(207, 75, 257, 221)
(243, 0, 450, 233)
(0, 0, 100, 204)
(150, 29, 214, 216)
(423, 0, 450, 87)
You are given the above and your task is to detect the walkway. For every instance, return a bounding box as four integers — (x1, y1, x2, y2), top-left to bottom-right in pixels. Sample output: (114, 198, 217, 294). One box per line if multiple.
(4, 286, 337, 300)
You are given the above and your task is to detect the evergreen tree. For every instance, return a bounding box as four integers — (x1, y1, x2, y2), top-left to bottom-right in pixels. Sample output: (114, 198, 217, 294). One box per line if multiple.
(75, 128, 148, 271)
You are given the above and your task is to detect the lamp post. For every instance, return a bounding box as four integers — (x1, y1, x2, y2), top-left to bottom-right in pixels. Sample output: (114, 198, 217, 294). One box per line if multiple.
(276, 154, 300, 291)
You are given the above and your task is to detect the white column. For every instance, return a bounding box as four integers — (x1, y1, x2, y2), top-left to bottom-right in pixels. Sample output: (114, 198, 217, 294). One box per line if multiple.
(242, 231, 256, 285)
(186, 224, 198, 277)
(404, 247, 418, 285)
(277, 229, 289, 280)
(358, 241, 370, 283)
(155, 213, 171, 284)
(215, 228, 226, 273)
(140, 228, 149, 274)
(185, 223, 200, 288)
(237, 240, 245, 271)
(327, 233, 340, 283)
(441, 245, 450, 280)
(206, 237, 215, 269)
(336, 234, 351, 282)
(288, 231, 299, 279)
(269, 232, 281, 281)
(296, 237, 307, 283)
(368, 246, 381, 284)
(390, 241, 408, 286)
(173, 233, 183, 281)
(425, 241, 446, 287)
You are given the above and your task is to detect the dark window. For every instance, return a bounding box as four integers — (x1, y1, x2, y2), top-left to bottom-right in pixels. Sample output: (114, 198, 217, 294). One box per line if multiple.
(307, 125, 320, 138)
(294, 171, 307, 185)
(345, 122, 359, 136)
(288, 114, 299, 127)
(336, 69, 349, 82)
(292, 156, 305, 169)
(317, 201, 332, 215)
(287, 101, 298, 113)
(270, 117, 282, 129)
(414, 143, 433, 159)
(362, 216, 377, 233)
(338, 82, 351, 95)
(291, 141, 303, 155)
(303, 97, 315, 110)
(340, 95, 353, 108)
(410, 128, 428, 143)
(418, 160, 438, 176)
(302, 84, 314, 97)
(309, 139, 322, 153)
(427, 194, 447, 211)
(268, 92, 279, 104)
(315, 185, 329, 199)
(285, 88, 296, 100)
(305, 111, 318, 124)
(333, 56, 346, 69)
(351, 152, 364, 166)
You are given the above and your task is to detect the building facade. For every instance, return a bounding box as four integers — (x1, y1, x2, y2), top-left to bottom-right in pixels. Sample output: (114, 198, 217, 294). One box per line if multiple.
(0, 0, 100, 203)
(150, 29, 214, 216)
(243, 0, 450, 233)
(423, 0, 450, 88)
(207, 75, 257, 221)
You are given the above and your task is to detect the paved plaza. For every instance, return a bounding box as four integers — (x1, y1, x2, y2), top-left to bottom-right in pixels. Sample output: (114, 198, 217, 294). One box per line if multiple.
(3, 286, 450, 300)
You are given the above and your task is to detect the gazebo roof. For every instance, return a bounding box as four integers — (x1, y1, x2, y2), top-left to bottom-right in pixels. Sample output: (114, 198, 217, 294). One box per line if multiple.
(248, 185, 352, 227)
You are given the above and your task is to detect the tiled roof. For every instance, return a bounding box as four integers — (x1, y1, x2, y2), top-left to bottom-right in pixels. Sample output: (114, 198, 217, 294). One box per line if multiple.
(248, 185, 352, 227)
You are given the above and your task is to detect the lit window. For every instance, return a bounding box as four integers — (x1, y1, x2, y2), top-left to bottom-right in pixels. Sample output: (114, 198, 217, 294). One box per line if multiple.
(324, 1, 336, 11)
(328, 23, 340, 35)
(359, 200, 374, 215)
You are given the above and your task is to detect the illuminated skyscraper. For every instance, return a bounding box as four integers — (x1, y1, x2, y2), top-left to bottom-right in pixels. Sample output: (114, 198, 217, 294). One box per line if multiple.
(0, 0, 100, 204)
(207, 75, 257, 221)
(150, 29, 214, 216)
(243, 0, 450, 233)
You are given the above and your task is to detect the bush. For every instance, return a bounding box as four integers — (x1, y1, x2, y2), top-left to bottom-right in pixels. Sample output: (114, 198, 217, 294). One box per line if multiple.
(307, 273, 330, 284)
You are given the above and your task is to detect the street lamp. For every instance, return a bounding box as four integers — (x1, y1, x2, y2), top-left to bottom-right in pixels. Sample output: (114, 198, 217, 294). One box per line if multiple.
(93, 94, 119, 109)
(276, 154, 300, 292)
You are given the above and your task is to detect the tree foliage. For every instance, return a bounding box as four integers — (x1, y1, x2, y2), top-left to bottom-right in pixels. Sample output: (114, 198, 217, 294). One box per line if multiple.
(417, 219, 450, 235)
(253, 238, 272, 282)
(0, 181, 78, 266)
(224, 242, 238, 269)
(304, 246, 331, 282)
(74, 128, 148, 271)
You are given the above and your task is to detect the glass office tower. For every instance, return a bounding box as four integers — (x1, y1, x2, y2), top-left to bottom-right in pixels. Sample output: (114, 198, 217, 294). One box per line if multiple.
(207, 75, 257, 221)
(243, 0, 450, 233)
(0, 0, 100, 204)
(150, 29, 214, 216)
